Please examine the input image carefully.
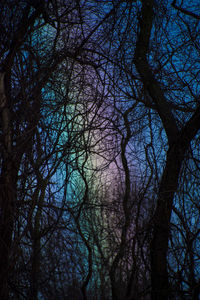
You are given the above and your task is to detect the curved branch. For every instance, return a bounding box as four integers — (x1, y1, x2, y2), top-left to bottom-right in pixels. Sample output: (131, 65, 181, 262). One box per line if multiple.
(134, 0, 179, 146)
(172, 1, 200, 20)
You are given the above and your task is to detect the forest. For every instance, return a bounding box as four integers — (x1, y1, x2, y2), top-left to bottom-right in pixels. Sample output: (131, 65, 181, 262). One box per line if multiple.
(0, 0, 200, 299)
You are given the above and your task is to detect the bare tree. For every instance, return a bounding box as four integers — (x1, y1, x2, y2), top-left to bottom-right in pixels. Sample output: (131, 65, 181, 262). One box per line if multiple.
(0, 1, 115, 298)
(2, 1, 200, 299)
(91, 0, 200, 299)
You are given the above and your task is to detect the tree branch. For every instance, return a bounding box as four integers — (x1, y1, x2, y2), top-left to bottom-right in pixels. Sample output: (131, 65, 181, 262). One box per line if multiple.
(172, 1, 200, 20)
(134, 0, 179, 146)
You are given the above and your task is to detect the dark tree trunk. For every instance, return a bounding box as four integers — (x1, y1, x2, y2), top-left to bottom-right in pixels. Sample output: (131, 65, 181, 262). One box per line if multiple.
(29, 236, 41, 300)
(150, 145, 183, 300)
(150, 107, 200, 300)
(0, 72, 15, 300)
(133, 0, 200, 298)
(0, 168, 15, 300)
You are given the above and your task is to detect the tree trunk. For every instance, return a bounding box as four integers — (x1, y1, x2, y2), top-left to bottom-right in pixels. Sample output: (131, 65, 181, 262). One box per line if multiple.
(133, 0, 200, 298)
(0, 169, 15, 300)
(150, 106, 200, 299)
(0, 73, 15, 300)
(150, 145, 183, 300)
